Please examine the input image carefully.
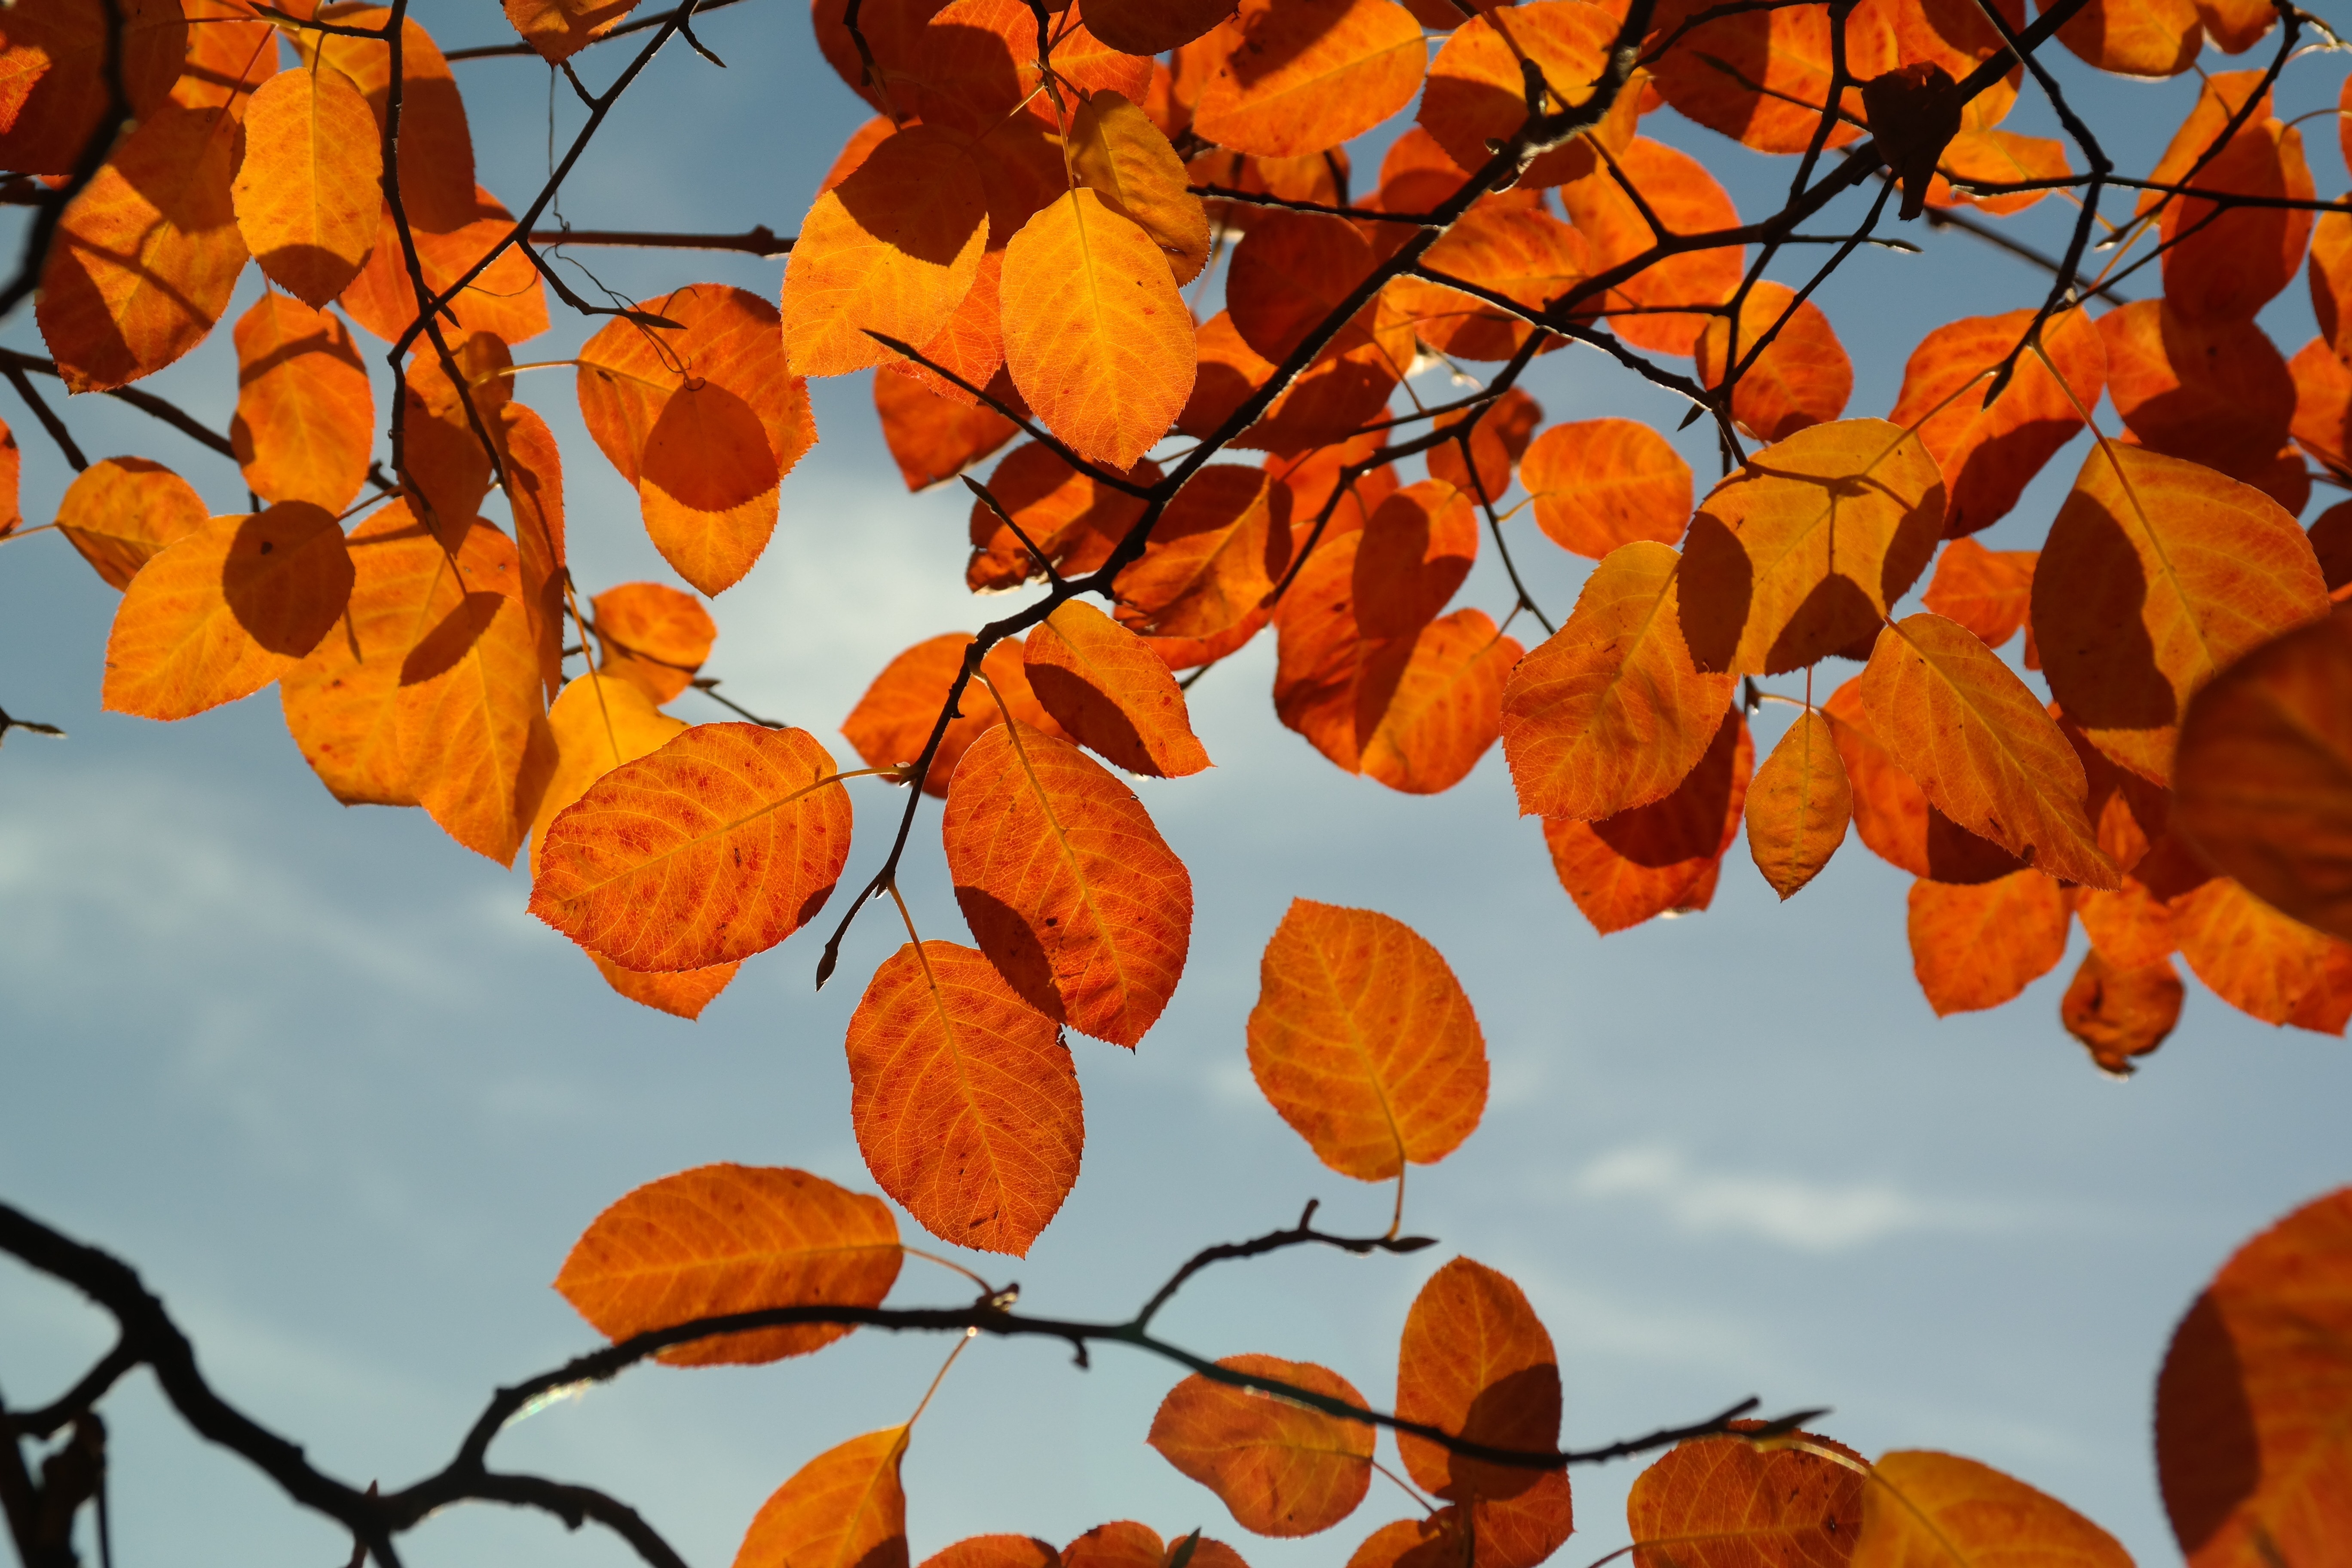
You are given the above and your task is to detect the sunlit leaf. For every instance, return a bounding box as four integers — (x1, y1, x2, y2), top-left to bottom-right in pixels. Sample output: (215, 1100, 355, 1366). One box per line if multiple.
(1820, 674, 2025, 885)
(1694, 282, 1853, 443)
(1544, 708, 1750, 935)
(1907, 870, 2070, 1017)
(1025, 600, 1212, 778)
(2060, 950, 2183, 1076)
(1072, 89, 1210, 283)
(1888, 306, 2104, 540)
(1149, 1355, 1375, 1537)
(1746, 708, 1851, 900)
(1192, 0, 1424, 159)
(55, 456, 208, 591)
(1851, 1451, 2132, 1568)
(2169, 875, 2352, 1035)
(1520, 419, 1693, 560)
(230, 64, 382, 306)
(842, 633, 1066, 797)
(1625, 1423, 1863, 1568)
(1395, 1257, 1562, 1504)
(1116, 465, 1287, 641)
(230, 294, 374, 514)
(1357, 609, 1521, 796)
(591, 581, 716, 707)
(734, 1426, 911, 1568)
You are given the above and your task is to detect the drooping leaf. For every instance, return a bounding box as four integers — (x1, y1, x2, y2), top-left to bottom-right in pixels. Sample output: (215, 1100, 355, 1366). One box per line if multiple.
(2156, 1185, 2352, 1568)
(555, 1164, 902, 1365)
(1746, 708, 1851, 900)
(496, 402, 568, 703)
(1519, 419, 1693, 560)
(2158, 82, 2315, 325)
(230, 294, 374, 513)
(1024, 600, 1212, 778)
(1693, 282, 1853, 443)
(398, 332, 505, 532)
(503, 0, 643, 61)
(531, 724, 854, 968)
(1192, 0, 1424, 159)
(1148, 1355, 1376, 1537)
(279, 502, 437, 807)
(1819, 675, 2026, 885)
(230, 64, 383, 306)
(55, 457, 207, 591)
(1395, 1257, 1562, 1504)
(588, 950, 741, 1020)
(733, 1426, 911, 1568)
(1887, 306, 2105, 540)
(1246, 899, 1488, 1182)
(2169, 875, 2352, 1035)
(941, 720, 1193, 1047)
(1543, 707, 1750, 935)
(1357, 609, 1521, 796)
(1850, 1451, 2132, 1568)
(2060, 950, 2183, 1076)
(591, 581, 717, 707)
(1907, 870, 2070, 1017)
(1625, 1424, 1864, 1568)
(1274, 530, 1369, 773)
(841, 633, 1066, 797)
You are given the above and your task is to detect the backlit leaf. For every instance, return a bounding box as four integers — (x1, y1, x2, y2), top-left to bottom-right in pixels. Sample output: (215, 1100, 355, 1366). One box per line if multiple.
(942, 720, 1193, 1046)
(497, 402, 568, 703)
(55, 457, 207, 591)
(0, 0, 187, 173)
(2061, 950, 2182, 1076)
(878, 370, 1020, 492)
(1395, 1257, 1561, 1504)
(1888, 306, 2105, 540)
(279, 500, 443, 808)
(1358, 610, 1520, 796)
(1116, 465, 1287, 641)
(1851, 1451, 2131, 1568)
(1557, 138, 1743, 356)
(2052, 0, 2199, 75)
(2169, 876, 2352, 1035)
(230, 64, 382, 306)
(2099, 302, 2295, 498)
(1227, 213, 1387, 368)
(2156, 1185, 2352, 1567)
(1907, 870, 2070, 1017)
(1820, 675, 2025, 885)
(1678, 418, 1945, 675)
(1647, 0, 1868, 154)
(504, 0, 643, 61)
(532, 724, 853, 968)
(842, 633, 1066, 797)
(1425, 390, 1542, 505)
(230, 294, 374, 514)
(1071, 89, 1210, 284)
(589, 951, 741, 1020)
(1274, 530, 1369, 773)
(337, 186, 549, 346)
(969, 444, 1158, 591)
(734, 1426, 911, 1568)
(306, 8, 478, 232)
(918, 1537, 1057, 1568)
(1420, 1, 1625, 186)
(555, 1163, 901, 1365)
(102, 503, 353, 722)
(1520, 419, 1693, 559)
(1083, 0, 1233, 54)
(845, 940, 1081, 1257)
(1355, 482, 1477, 641)
(1400, 203, 1590, 363)
(1543, 708, 1750, 935)
(1149, 1355, 1375, 1537)
(2159, 83, 2315, 325)
(1920, 539, 2036, 654)
(1247, 899, 1487, 1181)
(1694, 282, 1853, 443)
(1746, 708, 1850, 900)
(1192, 0, 1424, 159)
(1625, 1424, 1863, 1568)
(530, 672, 689, 870)
(591, 581, 716, 707)
(1025, 600, 1212, 778)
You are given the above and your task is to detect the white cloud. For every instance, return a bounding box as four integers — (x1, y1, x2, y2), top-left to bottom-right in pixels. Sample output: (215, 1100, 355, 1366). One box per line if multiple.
(1561, 1144, 2018, 1253)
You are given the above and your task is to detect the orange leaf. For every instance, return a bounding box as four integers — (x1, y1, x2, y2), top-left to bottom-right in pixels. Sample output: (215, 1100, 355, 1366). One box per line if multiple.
(591, 581, 716, 707)
(1062, 1522, 1173, 1568)
(279, 500, 443, 808)
(337, 187, 549, 346)
(1746, 707, 1850, 900)
(1425, 389, 1542, 504)
(1228, 213, 1387, 370)
(1678, 418, 1945, 675)
(842, 633, 1066, 797)
(1188, 144, 1348, 234)
(1024, 600, 1212, 778)
(1888, 306, 2104, 540)
(530, 671, 689, 870)
(2099, 302, 2295, 496)
(1354, 482, 1477, 640)
(2313, 206, 2352, 364)
(1116, 466, 1287, 641)
(969, 444, 1158, 591)
(1543, 707, 1750, 935)
(230, 294, 374, 513)
(1502, 540, 1738, 820)
(1357, 610, 1522, 796)
(306, 8, 479, 233)
(906, 0, 1149, 136)
(1246, 899, 1487, 1181)
(2073, 878, 2176, 970)
(1071, 89, 1210, 284)
(497, 401, 568, 704)
(1083, 0, 1234, 54)
(555, 1164, 900, 1364)
(503, 0, 643, 61)
(2290, 336, 2352, 479)
(37, 102, 248, 392)
(1859, 615, 2117, 888)
(846, 940, 1081, 1257)
(1395, 1257, 1561, 1503)
(2158, 89, 2314, 324)
(1929, 127, 2071, 218)
(1149, 1355, 1375, 1537)
(102, 502, 353, 721)
(1647, 0, 1865, 154)
(532, 723, 852, 969)
(918, 1538, 1058, 1568)
(1192, 0, 1424, 159)
(734, 1427, 911, 1568)
(399, 332, 506, 532)
(0, 0, 187, 174)
(1274, 531, 1370, 774)
(1853, 1452, 2131, 1568)
(1694, 282, 1853, 443)
(1920, 538, 2035, 652)
(2173, 610, 2352, 943)
(941, 720, 1193, 1046)
(2169, 875, 2352, 1034)
(1420, 1, 1626, 186)
(1520, 419, 1692, 560)
(2033, 441, 2328, 787)
(589, 950, 741, 1021)
(1001, 188, 1196, 469)
(54, 456, 206, 591)
(2060, 950, 2182, 1076)
(1625, 1425, 1862, 1568)
(2156, 1185, 2352, 1567)
(2052, 0, 2199, 75)
(1820, 674, 2025, 885)
(1906, 870, 2070, 1016)
(1558, 137, 1743, 356)
(230, 64, 383, 306)
(878, 370, 1020, 493)
(1400, 203, 1590, 363)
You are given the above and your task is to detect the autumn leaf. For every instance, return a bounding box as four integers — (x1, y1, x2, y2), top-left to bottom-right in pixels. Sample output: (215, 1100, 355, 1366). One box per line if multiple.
(304, 7, 478, 233)
(1853, 1451, 2132, 1568)
(1746, 708, 1851, 900)
(845, 940, 1082, 1257)
(2169, 876, 2352, 1035)
(968, 443, 1157, 592)
(1519, 419, 1693, 560)
(2157, 81, 2315, 325)
(1557, 138, 1743, 356)
(230, 64, 383, 306)
(1888, 306, 2105, 540)
(1071, 89, 1210, 284)
(591, 582, 717, 707)
(1426, 390, 1542, 505)
(1062, 1522, 1167, 1568)
(1116, 466, 1288, 641)
(230, 294, 374, 514)
(1393, 202, 1589, 363)
(530, 672, 689, 871)
(498, 403, 567, 702)
(0, 0, 188, 174)
(532, 723, 854, 970)
(1419, 0, 1624, 186)
(504, 0, 643, 61)
(2155, 1185, 2352, 1568)
(878, 371, 1021, 493)
(588, 950, 741, 1020)
(1693, 282, 1853, 443)
(279, 501, 444, 808)
(1625, 1424, 1863, 1568)
(918, 1537, 1058, 1568)
(1149, 1355, 1375, 1537)
(2060, 950, 2183, 1076)
(1920, 539, 2037, 655)
(1395, 1257, 1561, 1504)
(1246, 899, 1487, 1182)
(1543, 708, 1751, 935)
(55, 457, 207, 591)
(1193, 0, 1424, 159)
(733, 1426, 912, 1568)
(1907, 871, 2070, 1017)
(1274, 530, 1370, 773)
(1354, 482, 1478, 640)
(399, 331, 505, 531)
(1357, 610, 1521, 796)
(338, 187, 549, 347)
(1024, 600, 1213, 778)
(2052, 0, 2200, 75)
(1648, 0, 1867, 154)
(555, 1164, 902, 1365)
(842, 634, 1066, 797)
(1820, 675, 2025, 885)
(2098, 302, 2294, 500)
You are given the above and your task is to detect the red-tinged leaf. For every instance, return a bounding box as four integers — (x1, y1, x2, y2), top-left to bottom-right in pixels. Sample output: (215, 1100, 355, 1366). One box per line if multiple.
(306, 8, 478, 232)
(1344, 1518, 1454, 1568)
(2034, 441, 2328, 787)
(504, 0, 643, 61)
(1520, 420, 1693, 560)
(1859, 616, 2117, 888)
(1821, 675, 2025, 885)
(555, 1164, 901, 1364)
(908, 0, 1149, 135)
(1926, 128, 2072, 218)
(101, 503, 352, 722)
(1694, 282, 1852, 443)
(1150, 1355, 1375, 1538)
(532, 724, 851, 969)
(1024, 600, 1212, 778)
(1062, 1522, 1164, 1568)
(1544, 708, 1749, 935)
(879, 370, 1020, 492)
(1357, 610, 1521, 796)
(533, 671, 690, 870)
(846, 940, 1081, 1256)
(0, 0, 187, 173)
(1678, 418, 1945, 675)
(175, 7, 277, 116)
(2174, 610, 2352, 943)
(1274, 531, 1369, 773)
(1747, 708, 1850, 900)
(1001, 189, 1196, 469)
(400, 333, 507, 533)
(1426, 390, 1543, 505)
(809, 0, 946, 112)
(1420, 1, 1627, 186)
(1922, 539, 2036, 652)
(1084, 0, 1233, 54)
(1116, 465, 1288, 641)
(2156, 1185, 2352, 1566)
(2073, 878, 2176, 970)
(2061, 950, 2182, 1075)
(1237, 319, 1408, 457)
(590, 950, 741, 1020)
(230, 294, 374, 514)
(1852, 1451, 2132, 1568)
(1192, 0, 1423, 159)
(1558, 137, 1743, 356)
(2290, 337, 2352, 480)
(2170, 875, 2352, 1035)
(1226, 213, 1385, 368)
(1907, 870, 2070, 1016)
(279, 502, 443, 807)
(2160, 90, 2315, 324)
(2313, 207, 2352, 364)
(578, 285, 815, 596)
(1246, 899, 1487, 1181)
(497, 401, 568, 703)
(2192, 0, 2272, 51)
(337, 187, 549, 346)
(2051, 0, 2200, 75)
(1188, 143, 1347, 233)
(1398, 203, 1591, 363)
(942, 721, 1193, 1046)
(591, 582, 716, 707)
(1395, 1258, 1561, 1503)
(1647, 0, 1868, 154)
(1502, 540, 1738, 821)
(2099, 301, 2295, 496)
(230, 64, 382, 306)
(733, 1427, 910, 1568)
(842, 634, 1066, 796)
(1888, 306, 2105, 539)
(1354, 482, 1477, 640)
(1269, 435, 1396, 543)
(1625, 1424, 1863, 1568)
(37, 102, 248, 393)
(968, 444, 1157, 591)
(917, 1537, 1057, 1568)
(55, 456, 206, 591)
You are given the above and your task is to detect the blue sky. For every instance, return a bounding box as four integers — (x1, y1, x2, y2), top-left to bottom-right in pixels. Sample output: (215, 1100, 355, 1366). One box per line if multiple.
(4, 8, 2351, 1568)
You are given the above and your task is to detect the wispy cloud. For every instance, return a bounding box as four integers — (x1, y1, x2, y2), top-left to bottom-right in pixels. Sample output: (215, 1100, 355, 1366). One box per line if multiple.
(1561, 1144, 2021, 1252)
